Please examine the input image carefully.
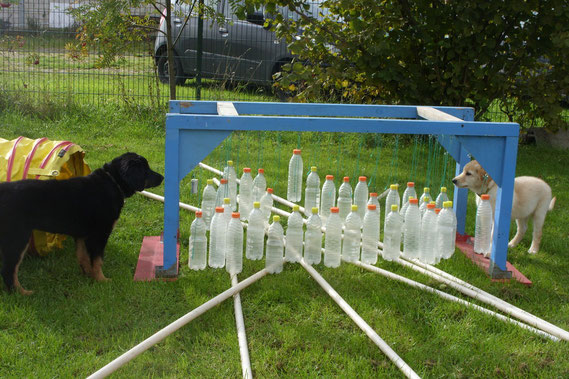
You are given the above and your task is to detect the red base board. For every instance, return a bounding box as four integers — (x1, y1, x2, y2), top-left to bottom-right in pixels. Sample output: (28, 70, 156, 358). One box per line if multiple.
(134, 236, 179, 281)
(455, 234, 532, 287)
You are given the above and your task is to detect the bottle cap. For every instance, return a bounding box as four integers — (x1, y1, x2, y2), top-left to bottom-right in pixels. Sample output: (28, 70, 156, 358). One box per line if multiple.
(196, 211, 202, 217)
(253, 202, 261, 208)
(267, 188, 273, 194)
(351, 204, 358, 211)
(224, 198, 230, 204)
(258, 168, 265, 174)
(243, 167, 251, 173)
(391, 204, 398, 211)
(326, 175, 334, 180)
(410, 198, 419, 204)
(215, 207, 224, 213)
(370, 192, 378, 197)
(430, 201, 436, 206)
(312, 207, 318, 214)
(444, 201, 453, 208)
(227, 160, 233, 166)
(423, 196, 430, 203)
(220, 178, 228, 184)
(273, 215, 280, 222)
(330, 207, 339, 213)
(390, 184, 398, 190)
(435, 208, 441, 214)
(359, 176, 367, 182)
(367, 204, 376, 210)
(343, 176, 350, 182)
(481, 194, 490, 200)
(407, 182, 415, 187)
(427, 203, 436, 209)
(292, 205, 300, 211)
(440, 186, 447, 192)
(311, 166, 317, 172)
(424, 187, 430, 193)
(293, 149, 301, 155)
(207, 179, 214, 185)
(408, 196, 415, 200)
(232, 212, 240, 218)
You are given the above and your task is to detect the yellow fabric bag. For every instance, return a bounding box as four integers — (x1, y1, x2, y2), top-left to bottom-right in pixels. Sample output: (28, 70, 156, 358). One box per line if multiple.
(0, 136, 91, 255)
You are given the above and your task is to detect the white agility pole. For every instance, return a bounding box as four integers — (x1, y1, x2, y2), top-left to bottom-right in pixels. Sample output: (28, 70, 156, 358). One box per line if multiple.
(352, 261, 558, 341)
(87, 268, 270, 379)
(231, 274, 254, 379)
(139, 190, 200, 213)
(297, 258, 421, 379)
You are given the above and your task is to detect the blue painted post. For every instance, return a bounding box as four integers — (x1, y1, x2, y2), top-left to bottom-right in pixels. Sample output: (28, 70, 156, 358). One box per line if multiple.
(453, 144, 470, 235)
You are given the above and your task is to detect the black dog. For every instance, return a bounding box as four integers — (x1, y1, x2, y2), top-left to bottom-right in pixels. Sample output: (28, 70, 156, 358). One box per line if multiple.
(0, 152, 163, 295)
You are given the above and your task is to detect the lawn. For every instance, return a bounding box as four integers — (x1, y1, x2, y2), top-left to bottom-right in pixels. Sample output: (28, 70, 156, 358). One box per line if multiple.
(0, 103, 569, 378)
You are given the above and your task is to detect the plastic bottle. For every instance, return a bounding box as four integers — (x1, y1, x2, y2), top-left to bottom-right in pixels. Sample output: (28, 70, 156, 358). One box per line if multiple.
(474, 194, 493, 256)
(260, 188, 274, 226)
(222, 197, 232, 228)
(208, 207, 226, 268)
(324, 207, 342, 268)
(188, 211, 207, 270)
(361, 204, 379, 264)
(215, 178, 229, 207)
(201, 179, 217, 230)
(304, 207, 323, 265)
(320, 175, 336, 224)
(419, 203, 437, 264)
(435, 187, 450, 209)
(226, 212, 243, 276)
(419, 196, 430, 217)
(383, 204, 402, 261)
(385, 184, 400, 225)
(354, 176, 369, 221)
(419, 187, 431, 205)
(238, 167, 253, 221)
(266, 215, 284, 274)
(402, 198, 421, 260)
(337, 176, 353, 222)
(285, 205, 304, 262)
(342, 205, 362, 263)
(304, 166, 321, 217)
(287, 149, 303, 202)
(252, 168, 267, 202)
(367, 192, 381, 232)
(400, 196, 414, 223)
(437, 201, 456, 261)
(447, 201, 458, 259)
(223, 160, 238, 210)
(246, 202, 265, 260)
(402, 182, 417, 206)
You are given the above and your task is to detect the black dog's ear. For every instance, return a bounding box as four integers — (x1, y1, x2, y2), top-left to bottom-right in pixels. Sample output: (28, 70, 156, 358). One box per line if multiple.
(120, 155, 148, 192)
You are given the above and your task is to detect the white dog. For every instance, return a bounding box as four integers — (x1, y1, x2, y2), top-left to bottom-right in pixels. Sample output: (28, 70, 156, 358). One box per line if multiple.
(452, 160, 556, 254)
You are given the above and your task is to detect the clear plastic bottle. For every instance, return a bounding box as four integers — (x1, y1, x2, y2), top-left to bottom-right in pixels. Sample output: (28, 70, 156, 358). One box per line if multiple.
(304, 166, 321, 217)
(324, 207, 342, 268)
(419, 203, 437, 264)
(337, 176, 353, 222)
(226, 212, 243, 276)
(448, 201, 458, 259)
(437, 201, 456, 261)
(435, 187, 449, 209)
(215, 178, 229, 207)
(400, 196, 414, 223)
(287, 149, 303, 202)
(342, 205, 362, 262)
(252, 168, 267, 202)
(238, 167, 253, 221)
(223, 160, 238, 211)
(361, 204, 379, 264)
(367, 192, 381, 232)
(260, 188, 274, 226)
(419, 196, 430, 217)
(419, 187, 431, 205)
(383, 204, 402, 261)
(402, 198, 421, 260)
(474, 194, 493, 256)
(266, 215, 284, 274)
(402, 182, 417, 206)
(320, 175, 336, 224)
(285, 205, 304, 262)
(354, 176, 369, 221)
(208, 207, 226, 268)
(188, 211, 207, 270)
(201, 179, 217, 230)
(304, 207, 323, 265)
(246, 202, 265, 260)
(384, 184, 400, 226)
(222, 197, 232, 228)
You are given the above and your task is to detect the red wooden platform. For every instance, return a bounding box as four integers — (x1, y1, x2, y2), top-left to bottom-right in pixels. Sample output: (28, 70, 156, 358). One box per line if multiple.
(134, 236, 179, 281)
(455, 234, 532, 287)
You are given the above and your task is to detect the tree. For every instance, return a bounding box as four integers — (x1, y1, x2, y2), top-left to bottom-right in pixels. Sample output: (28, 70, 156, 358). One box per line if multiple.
(240, 0, 569, 131)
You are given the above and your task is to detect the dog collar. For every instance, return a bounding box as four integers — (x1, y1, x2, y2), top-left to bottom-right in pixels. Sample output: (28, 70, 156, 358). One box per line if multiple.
(102, 168, 125, 200)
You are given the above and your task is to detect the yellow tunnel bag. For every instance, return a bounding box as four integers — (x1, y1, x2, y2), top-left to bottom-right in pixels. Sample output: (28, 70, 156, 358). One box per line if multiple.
(0, 136, 91, 255)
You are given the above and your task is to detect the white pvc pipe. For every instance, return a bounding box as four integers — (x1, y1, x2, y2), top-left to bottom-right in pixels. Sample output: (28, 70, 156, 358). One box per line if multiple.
(139, 190, 200, 213)
(87, 268, 270, 379)
(352, 261, 558, 341)
(231, 274, 254, 379)
(297, 258, 420, 379)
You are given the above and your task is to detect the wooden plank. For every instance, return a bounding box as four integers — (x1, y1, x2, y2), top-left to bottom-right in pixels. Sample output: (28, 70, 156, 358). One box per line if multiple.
(217, 101, 239, 116)
(417, 106, 463, 122)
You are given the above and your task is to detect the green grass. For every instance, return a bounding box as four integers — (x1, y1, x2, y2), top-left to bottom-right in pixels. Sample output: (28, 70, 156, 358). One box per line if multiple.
(1, 103, 569, 378)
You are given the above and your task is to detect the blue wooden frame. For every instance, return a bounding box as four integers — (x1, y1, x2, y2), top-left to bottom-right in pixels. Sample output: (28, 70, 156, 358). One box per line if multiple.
(157, 100, 519, 279)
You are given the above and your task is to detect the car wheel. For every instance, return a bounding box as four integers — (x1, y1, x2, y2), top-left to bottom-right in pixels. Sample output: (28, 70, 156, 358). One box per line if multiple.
(157, 54, 186, 86)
